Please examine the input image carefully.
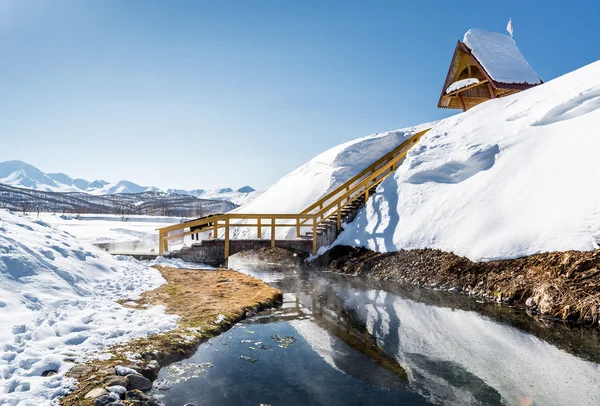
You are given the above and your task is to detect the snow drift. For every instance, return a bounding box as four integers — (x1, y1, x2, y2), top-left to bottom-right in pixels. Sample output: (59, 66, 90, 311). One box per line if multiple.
(336, 60, 600, 261)
(0, 210, 178, 405)
(232, 122, 434, 239)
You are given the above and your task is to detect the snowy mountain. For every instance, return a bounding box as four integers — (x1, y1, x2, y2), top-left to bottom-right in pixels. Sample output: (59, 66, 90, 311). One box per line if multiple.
(167, 186, 261, 205)
(0, 161, 261, 204)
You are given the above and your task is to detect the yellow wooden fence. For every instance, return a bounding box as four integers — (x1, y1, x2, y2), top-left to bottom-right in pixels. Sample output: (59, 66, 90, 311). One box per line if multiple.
(157, 128, 431, 257)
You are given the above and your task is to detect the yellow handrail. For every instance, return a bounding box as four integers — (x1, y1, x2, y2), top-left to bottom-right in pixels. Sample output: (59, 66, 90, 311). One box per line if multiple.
(157, 128, 431, 257)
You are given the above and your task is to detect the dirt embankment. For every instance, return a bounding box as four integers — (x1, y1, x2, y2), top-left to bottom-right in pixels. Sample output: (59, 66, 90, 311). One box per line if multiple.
(236, 246, 309, 266)
(320, 246, 600, 326)
(61, 266, 282, 406)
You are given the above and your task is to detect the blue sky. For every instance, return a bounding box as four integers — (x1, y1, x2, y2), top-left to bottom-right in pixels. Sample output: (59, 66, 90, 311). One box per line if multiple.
(1, 0, 598, 190)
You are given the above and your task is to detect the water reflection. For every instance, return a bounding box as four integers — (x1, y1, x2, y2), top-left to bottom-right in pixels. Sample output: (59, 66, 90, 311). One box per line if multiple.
(156, 257, 600, 406)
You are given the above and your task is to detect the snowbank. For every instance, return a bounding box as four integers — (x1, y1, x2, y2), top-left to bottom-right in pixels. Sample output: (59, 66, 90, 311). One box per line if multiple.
(0, 210, 178, 405)
(463, 29, 542, 85)
(39, 213, 181, 254)
(336, 60, 600, 261)
(232, 122, 434, 239)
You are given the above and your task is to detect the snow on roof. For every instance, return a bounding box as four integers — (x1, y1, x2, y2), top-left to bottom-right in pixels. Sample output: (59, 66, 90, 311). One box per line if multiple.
(446, 78, 480, 94)
(463, 29, 542, 85)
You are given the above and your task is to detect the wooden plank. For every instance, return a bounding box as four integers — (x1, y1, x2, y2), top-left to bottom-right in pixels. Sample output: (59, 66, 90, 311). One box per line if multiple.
(257, 218, 261, 239)
(488, 82, 497, 99)
(445, 80, 489, 97)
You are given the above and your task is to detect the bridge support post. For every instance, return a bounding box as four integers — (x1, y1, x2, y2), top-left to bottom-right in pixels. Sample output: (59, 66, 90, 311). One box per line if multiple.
(224, 217, 230, 259)
(158, 230, 166, 255)
(257, 218, 262, 239)
(337, 203, 341, 230)
(271, 219, 276, 248)
(312, 217, 317, 255)
(213, 221, 218, 239)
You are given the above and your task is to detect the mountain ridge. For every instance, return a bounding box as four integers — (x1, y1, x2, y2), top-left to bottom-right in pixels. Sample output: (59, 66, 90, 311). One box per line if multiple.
(0, 160, 259, 204)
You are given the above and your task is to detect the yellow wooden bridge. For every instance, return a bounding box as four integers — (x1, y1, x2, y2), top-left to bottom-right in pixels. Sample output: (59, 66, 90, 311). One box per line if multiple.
(157, 128, 430, 261)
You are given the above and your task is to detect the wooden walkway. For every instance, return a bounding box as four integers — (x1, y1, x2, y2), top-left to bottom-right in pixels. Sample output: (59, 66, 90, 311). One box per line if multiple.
(157, 128, 431, 260)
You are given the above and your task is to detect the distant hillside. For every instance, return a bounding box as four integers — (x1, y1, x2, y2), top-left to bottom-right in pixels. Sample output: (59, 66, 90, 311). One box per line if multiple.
(0, 183, 235, 217)
(0, 160, 261, 205)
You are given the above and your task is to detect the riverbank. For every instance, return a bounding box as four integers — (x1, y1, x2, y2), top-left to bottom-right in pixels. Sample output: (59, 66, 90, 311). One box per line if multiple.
(321, 246, 600, 327)
(233, 246, 600, 327)
(60, 266, 282, 406)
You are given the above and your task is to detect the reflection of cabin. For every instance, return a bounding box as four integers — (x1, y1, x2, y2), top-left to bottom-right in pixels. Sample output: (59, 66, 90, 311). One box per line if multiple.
(439, 29, 542, 111)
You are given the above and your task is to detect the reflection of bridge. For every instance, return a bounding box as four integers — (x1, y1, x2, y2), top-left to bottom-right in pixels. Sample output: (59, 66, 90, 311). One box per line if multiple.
(245, 269, 408, 386)
(158, 128, 431, 264)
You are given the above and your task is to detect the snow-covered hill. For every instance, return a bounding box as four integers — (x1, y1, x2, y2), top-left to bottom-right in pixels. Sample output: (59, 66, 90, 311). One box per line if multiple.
(232, 122, 434, 239)
(335, 60, 600, 261)
(0, 161, 260, 204)
(227, 59, 600, 261)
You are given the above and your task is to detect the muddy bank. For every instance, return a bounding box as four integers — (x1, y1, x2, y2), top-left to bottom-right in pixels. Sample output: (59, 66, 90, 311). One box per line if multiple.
(60, 266, 282, 406)
(319, 246, 600, 326)
(235, 246, 309, 266)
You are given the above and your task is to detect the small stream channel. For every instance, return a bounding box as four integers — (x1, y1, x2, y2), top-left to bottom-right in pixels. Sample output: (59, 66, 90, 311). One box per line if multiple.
(151, 257, 600, 406)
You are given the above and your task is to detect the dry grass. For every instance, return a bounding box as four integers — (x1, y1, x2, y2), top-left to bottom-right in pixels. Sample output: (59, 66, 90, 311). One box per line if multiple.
(60, 266, 282, 406)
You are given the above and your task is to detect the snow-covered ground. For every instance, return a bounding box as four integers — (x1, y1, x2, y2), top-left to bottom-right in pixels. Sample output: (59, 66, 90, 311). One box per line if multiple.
(335, 60, 600, 260)
(0, 210, 181, 405)
(38, 214, 183, 254)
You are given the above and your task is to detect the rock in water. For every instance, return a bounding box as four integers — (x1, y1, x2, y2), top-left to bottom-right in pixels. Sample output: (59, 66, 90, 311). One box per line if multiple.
(85, 388, 108, 399)
(126, 374, 152, 391)
(126, 389, 165, 405)
(94, 393, 122, 406)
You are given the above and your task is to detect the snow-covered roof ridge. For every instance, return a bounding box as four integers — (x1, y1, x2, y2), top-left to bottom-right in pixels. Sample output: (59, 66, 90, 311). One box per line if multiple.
(463, 28, 542, 85)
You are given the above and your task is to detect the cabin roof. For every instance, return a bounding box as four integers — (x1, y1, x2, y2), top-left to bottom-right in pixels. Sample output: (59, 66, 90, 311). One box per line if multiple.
(438, 29, 543, 110)
(463, 29, 542, 85)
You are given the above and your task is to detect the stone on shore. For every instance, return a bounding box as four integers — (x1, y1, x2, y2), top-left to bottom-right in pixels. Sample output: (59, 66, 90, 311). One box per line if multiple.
(126, 373, 152, 391)
(84, 388, 108, 399)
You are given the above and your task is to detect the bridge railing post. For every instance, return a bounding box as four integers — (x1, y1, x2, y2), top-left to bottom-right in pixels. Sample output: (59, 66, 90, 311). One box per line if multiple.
(158, 230, 165, 255)
(312, 216, 317, 255)
(224, 217, 230, 259)
(257, 218, 262, 239)
(271, 218, 276, 248)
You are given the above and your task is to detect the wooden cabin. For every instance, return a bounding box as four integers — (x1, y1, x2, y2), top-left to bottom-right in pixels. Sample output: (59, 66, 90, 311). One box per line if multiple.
(438, 29, 543, 111)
